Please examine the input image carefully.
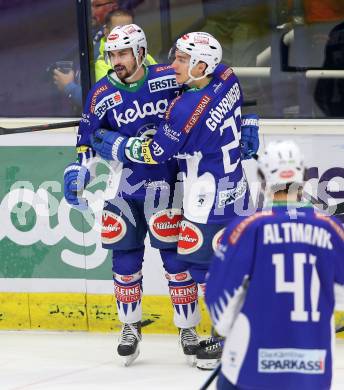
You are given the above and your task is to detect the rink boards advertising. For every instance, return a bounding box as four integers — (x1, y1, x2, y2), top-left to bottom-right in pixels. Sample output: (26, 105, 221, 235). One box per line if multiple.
(0, 130, 344, 334)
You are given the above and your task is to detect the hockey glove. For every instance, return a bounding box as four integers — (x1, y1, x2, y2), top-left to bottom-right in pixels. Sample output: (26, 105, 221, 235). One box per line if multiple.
(63, 163, 90, 211)
(90, 128, 127, 161)
(241, 114, 259, 160)
(124, 137, 146, 163)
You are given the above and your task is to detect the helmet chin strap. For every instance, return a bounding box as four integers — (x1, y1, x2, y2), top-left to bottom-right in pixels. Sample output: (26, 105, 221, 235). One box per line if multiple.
(185, 60, 208, 85)
(185, 70, 207, 85)
(109, 68, 122, 84)
(109, 50, 146, 84)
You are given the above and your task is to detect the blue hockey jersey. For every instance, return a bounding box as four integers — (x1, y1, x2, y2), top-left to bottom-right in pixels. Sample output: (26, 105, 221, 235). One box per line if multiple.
(139, 64, 249, 224)
(77, 64, 180, 199)
(205, 204, 344, 390)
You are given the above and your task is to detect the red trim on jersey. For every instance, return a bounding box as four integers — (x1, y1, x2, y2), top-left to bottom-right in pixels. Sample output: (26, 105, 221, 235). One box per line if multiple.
(229, 210, 274, 245)
(90, 85, 109, 113)
(219, 67, 234, 81)
(165, 95, 182, 120)
(155, 65, 173, 72)
(315, 213, 344, 241)
(183, 94, 211, 133)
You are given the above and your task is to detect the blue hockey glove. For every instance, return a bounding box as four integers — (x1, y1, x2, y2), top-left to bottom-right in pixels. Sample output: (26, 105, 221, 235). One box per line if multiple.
(90, 128, 127, 161)
(63, 163, 90, 211)
(241, 114, 259, 160)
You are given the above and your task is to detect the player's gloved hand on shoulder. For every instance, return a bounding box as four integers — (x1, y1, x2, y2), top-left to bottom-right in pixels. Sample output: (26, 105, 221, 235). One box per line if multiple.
(124, 137, 147, 163)
(241, 114, 259, 160)
(90, 128, 127, 161)
(63, 162, 90, 211)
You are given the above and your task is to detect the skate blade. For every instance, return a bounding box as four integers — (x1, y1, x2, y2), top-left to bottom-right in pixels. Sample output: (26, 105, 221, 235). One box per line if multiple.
(122, 347, 140, 367)
(196, 358, 220, 370)
(185, 354, 197, 367)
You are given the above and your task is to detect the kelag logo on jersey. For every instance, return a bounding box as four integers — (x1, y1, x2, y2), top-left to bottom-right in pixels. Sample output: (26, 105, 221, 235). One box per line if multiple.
(113, 99, 168, 127)
(148, 75, 178, 92)
(94, 91, 123, 119)
(258, 348, 326, 374)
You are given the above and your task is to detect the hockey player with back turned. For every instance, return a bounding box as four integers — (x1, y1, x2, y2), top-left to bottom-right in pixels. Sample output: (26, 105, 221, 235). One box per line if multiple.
(205, 140, 344, 390)
(63, 24, 202, 366)
(90, 31, 260, 369)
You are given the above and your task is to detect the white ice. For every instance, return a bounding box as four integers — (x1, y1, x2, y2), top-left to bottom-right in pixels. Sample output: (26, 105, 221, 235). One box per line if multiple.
(0, 332, 344, 390)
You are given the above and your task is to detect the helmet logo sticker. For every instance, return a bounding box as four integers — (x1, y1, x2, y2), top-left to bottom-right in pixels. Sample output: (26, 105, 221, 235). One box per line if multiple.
(194, 36, 209, 45)
(108, 33, 119, 41)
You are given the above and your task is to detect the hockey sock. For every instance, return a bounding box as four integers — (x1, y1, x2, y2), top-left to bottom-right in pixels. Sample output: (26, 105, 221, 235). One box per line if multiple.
(160, 249, 201, 328)
(112, 249, 144, 324)
(113, 270, 143, 324)
(166, 270, 201, 328)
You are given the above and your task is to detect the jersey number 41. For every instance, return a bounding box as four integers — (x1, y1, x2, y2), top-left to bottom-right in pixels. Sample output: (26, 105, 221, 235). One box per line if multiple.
(273, 253, 320, 322)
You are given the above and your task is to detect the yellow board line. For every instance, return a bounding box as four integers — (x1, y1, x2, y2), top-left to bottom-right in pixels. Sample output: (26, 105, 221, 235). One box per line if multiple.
(0, 293, 211, 335)
(1, 293, 344, 338)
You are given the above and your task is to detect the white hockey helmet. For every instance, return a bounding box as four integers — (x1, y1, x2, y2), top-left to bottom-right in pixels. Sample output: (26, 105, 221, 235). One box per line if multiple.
(105, 23, 147, 69)
(175, 32, 222, 81)
(258, 140, 305, 191)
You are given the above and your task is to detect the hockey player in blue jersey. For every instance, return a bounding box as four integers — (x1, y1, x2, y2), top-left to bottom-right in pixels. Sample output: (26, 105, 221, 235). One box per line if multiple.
(63, 24, 202, 366)
(90, 31, 260, 369)
(205, 140, 344, 390)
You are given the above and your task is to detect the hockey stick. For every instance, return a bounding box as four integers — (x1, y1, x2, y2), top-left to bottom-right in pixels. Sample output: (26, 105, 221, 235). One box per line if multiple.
(0, 100, 256, 136)
(199, 363, 221, 390)
(242, 100, 257, 107)
(0, 120, 80, 135)
(336, 326, 344, 334)
(199, 325, 344, 390)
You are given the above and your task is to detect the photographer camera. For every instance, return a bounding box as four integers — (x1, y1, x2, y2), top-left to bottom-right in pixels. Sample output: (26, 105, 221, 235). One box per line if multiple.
(46, 60, 81, 114)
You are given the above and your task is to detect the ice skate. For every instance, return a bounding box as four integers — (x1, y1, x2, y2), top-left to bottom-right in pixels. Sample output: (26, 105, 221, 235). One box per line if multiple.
(199, 335, 224, 349)
(196, 339, 223, 370)
(179, 327, 199, 366)
(117, 322, 142, 367)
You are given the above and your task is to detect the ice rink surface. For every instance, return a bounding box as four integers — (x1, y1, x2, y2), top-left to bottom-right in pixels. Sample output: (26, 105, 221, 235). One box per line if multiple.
(1, 332, 344, 390)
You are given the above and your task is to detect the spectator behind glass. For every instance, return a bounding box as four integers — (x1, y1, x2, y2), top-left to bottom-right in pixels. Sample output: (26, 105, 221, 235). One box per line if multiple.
(52, 0, 118, 109)
(91, 0, 144, 54)
(314, 21, 344, 117)
(52, 0, 144, 112)
(197, 0, 270, 105)
(91, 0, 119, 26)
(91, 0, 143, 27)
(200, 0, 270, 67)
(52, 62, 82, 113)
(95, 9, 156, 81)
(91, 0, 120, 55)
